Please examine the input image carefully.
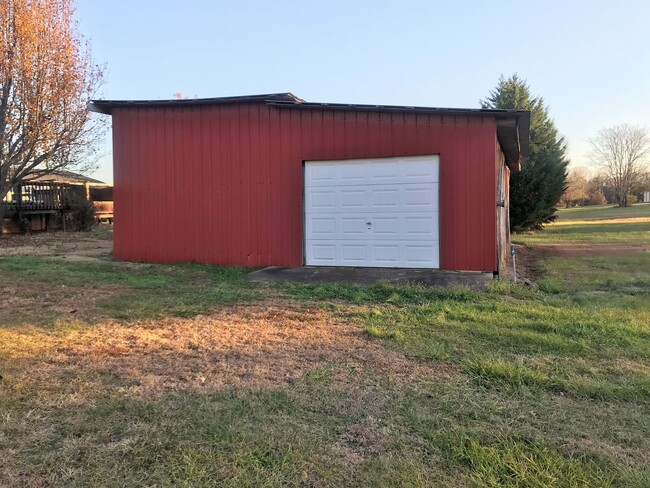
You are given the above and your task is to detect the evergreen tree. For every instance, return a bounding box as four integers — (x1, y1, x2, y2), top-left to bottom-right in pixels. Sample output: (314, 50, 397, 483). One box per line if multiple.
(482, 75, 569, 231)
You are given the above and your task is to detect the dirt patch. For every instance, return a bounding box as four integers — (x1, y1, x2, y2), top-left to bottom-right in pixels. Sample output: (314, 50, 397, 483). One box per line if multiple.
(0, 226, 113, 260)
(499, 244, 549, 282)
(4, 303, 454, 397)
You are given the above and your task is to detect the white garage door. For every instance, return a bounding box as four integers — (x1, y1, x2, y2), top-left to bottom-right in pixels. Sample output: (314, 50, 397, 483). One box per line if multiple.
(304, 155, 439, 268)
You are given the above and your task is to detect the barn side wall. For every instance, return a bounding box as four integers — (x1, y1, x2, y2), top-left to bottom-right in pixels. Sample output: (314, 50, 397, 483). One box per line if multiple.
(111, 103, 499, 271)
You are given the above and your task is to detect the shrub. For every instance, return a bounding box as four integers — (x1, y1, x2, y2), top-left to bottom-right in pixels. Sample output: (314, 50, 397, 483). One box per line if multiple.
(65, 193, 96, 231)
(626, 194, 637, 206)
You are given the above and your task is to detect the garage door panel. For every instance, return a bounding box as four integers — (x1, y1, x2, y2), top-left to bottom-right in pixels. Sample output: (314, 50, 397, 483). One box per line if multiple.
(371, 188, 399, 208)
(310, 243, 336, 263)
(307, 184, 438, 214)
(306, 240, 440, 268)
(340, 217, 367, 237)
(369, 161, 400, 181)
(404, 185, 438, 209)
(340, 244, 368, 263)
(305, 156, 439, 268)
(305, 156, 439, 188)
(405, 215, 439, 239)
(404, 243, 439, 267)
(340, 189, 366, 209)
(306, 190, 336, 210)
(373, 215, 437, 240)
(373, 241, 440, 268)
(308, 217, 336, 238)
(372, 216, 400, 237)
(304, 163, 336, 185)
(372, 244, 400, 264)
(402, 160, 439, 181)
(339, 164, 367, 183)
(305, 213, 439, 241)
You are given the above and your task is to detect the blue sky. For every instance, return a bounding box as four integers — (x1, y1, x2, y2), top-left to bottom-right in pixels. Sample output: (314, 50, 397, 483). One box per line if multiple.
(76, 0, 650, 184)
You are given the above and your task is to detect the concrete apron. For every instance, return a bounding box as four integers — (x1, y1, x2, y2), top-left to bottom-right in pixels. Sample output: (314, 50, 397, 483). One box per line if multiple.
(245, 266, 493, 290)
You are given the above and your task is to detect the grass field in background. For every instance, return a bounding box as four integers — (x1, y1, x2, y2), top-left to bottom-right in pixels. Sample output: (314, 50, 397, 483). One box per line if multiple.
(1, 207, 649, 487)
(555, 203, 650, 221)
(514, 204, 650, 246)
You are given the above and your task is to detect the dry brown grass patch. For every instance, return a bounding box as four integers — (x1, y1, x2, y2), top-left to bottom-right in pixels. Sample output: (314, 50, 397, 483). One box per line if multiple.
(1, 302, 449, 397)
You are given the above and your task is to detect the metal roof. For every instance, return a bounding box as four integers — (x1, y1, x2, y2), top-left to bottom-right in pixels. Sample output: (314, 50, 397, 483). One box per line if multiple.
(88, 92, 529, 169)
(25, 170, 108, 186)
(87, 93, 303, 114)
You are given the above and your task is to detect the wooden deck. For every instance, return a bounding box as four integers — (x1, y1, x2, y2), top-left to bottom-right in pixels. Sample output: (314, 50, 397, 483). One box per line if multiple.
(2, 182, 114, 230)
(3, 183, 71, 213)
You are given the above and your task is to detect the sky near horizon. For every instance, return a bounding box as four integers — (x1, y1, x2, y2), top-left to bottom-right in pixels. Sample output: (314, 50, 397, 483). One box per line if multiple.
(76, 0, 650, 184)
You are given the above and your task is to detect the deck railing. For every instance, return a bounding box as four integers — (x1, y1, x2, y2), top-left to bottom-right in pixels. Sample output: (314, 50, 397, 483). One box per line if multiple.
(2, 183, 80, 212)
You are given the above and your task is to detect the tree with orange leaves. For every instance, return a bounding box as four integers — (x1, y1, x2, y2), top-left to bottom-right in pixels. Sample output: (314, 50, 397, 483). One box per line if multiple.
(0, 0, 104, 229)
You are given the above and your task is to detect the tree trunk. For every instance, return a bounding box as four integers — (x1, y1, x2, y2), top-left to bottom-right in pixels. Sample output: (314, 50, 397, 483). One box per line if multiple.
(0, 200, 6, 237)
(0, 183, 10, 236)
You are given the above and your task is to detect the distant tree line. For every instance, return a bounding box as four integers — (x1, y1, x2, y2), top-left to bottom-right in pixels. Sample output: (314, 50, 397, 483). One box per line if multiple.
(561, 166, 650, 208)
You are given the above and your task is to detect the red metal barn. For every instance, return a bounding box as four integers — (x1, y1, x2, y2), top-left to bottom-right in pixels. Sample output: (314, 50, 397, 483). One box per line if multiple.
(89, 93, 529, 274)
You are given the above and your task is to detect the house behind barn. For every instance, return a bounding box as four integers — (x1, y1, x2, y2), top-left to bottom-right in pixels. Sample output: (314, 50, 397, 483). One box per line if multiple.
(2, 170, 113, 233)
(89, 93, 529, 275)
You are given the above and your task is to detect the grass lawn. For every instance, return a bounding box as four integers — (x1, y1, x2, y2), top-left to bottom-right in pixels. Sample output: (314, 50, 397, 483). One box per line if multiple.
(1, 211, 649, 487)
(514, 204, 650, 245)
(555, 203, 650, 221)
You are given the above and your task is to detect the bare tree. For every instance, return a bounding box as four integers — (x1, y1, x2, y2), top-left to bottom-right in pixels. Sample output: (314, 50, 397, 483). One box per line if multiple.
(0, 0, 104, 230)
(588, 124, 650, 206)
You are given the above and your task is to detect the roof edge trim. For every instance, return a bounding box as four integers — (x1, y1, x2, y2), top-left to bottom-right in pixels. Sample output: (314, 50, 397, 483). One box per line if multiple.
(88, 92, 303, 115)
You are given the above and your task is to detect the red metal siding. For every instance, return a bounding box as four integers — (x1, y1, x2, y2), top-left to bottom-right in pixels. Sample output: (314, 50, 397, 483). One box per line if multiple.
(111, 103, 499, 271)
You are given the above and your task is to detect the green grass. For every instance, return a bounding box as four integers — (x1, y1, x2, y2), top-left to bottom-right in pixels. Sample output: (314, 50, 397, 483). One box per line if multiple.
(0, 257, 261, 325)
(514, 220, 650, 245)
(281, 275, 650, 400)
(555, 203, 650, 221)
(2, 211, 650, 486)
(279, 280, 476, 305)
(539, 253, 650, 296)
(436, 433, 616, 487)
(514, 203, 650, 246)
(6, 376, 647, 487)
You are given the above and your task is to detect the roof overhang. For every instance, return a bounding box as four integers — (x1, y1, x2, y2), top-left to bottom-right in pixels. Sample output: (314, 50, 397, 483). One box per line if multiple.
(495, 112, 530, 171)
(88, 93, 529, 171)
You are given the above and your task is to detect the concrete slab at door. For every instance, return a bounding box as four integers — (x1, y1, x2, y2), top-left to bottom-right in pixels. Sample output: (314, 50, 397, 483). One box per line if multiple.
(304, 155, 440, 268)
